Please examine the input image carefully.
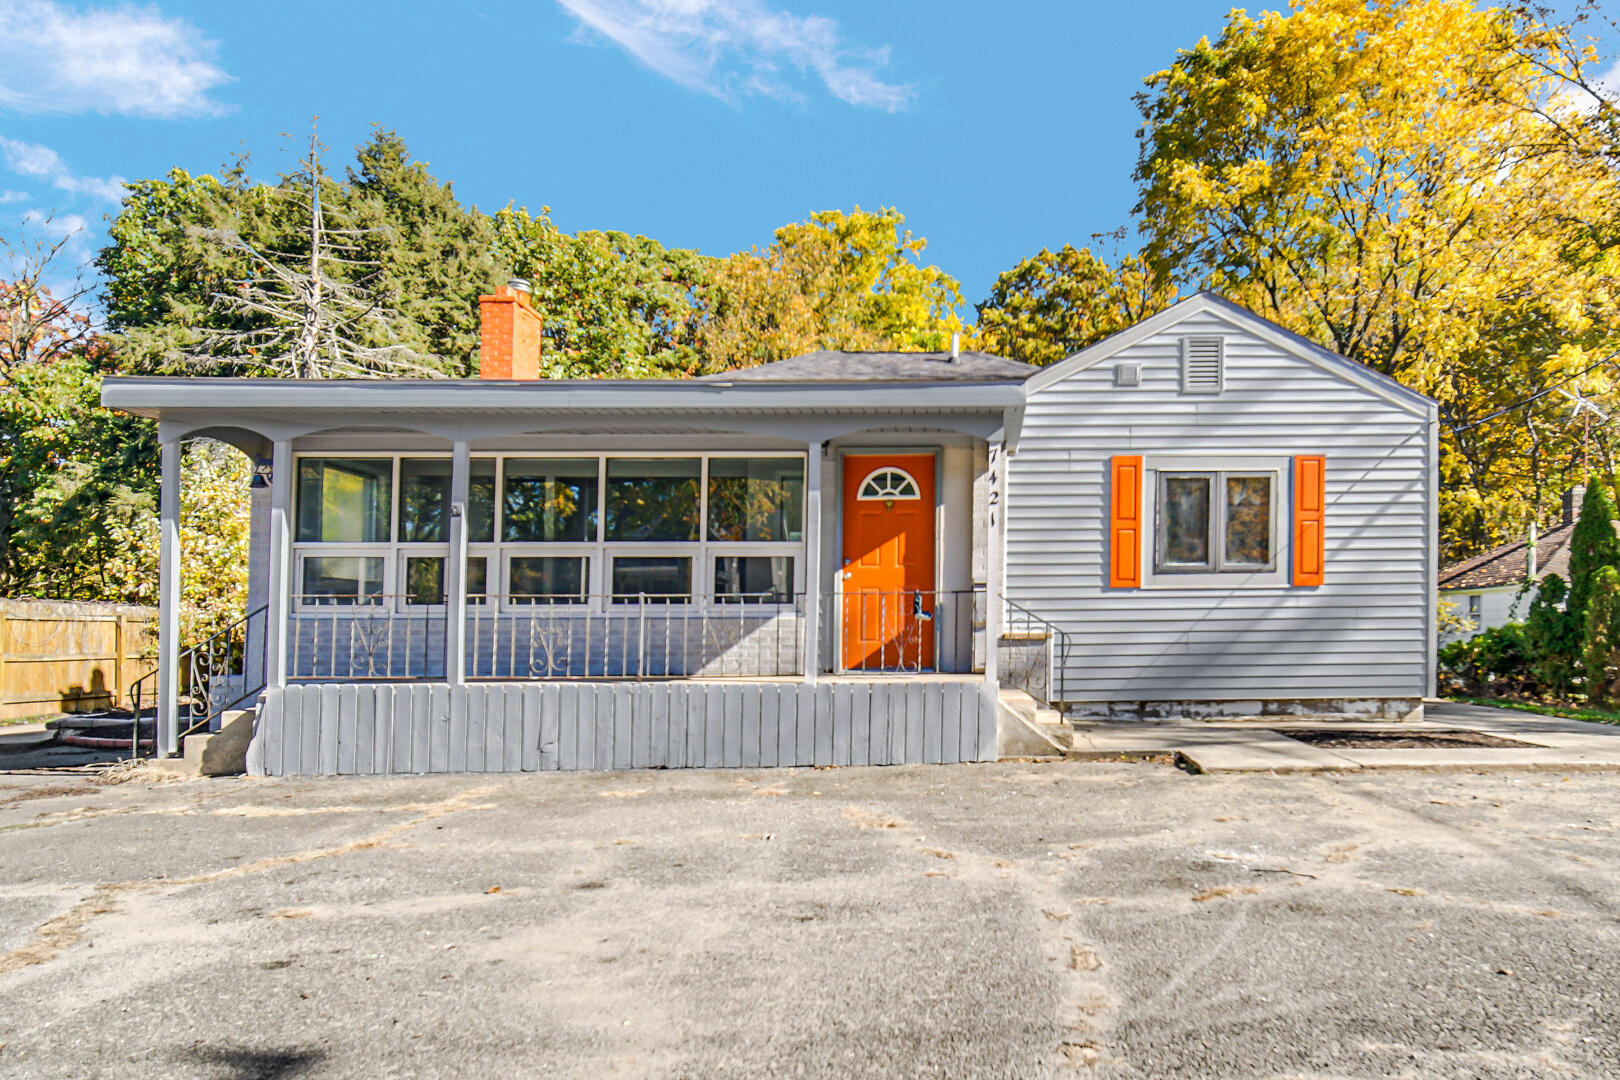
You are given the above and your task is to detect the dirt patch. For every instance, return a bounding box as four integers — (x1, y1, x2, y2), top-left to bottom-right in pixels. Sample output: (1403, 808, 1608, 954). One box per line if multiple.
(841, 806, 906, 830)
(0, 785, 98, 809)
(1278, 729, 1538, 750)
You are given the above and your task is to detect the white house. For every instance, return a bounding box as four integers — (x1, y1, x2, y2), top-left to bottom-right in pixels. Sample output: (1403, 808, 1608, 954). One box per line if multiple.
(1437, 487, 1588, 643)
(101, 288, 1439, 775)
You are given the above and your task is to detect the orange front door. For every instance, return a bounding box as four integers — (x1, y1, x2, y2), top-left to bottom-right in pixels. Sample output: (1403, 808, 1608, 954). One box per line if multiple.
(841, 454, 936, 671)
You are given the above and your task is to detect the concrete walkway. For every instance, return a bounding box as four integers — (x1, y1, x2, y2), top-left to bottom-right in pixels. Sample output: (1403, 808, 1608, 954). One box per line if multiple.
(1066, 700, 1620, 773)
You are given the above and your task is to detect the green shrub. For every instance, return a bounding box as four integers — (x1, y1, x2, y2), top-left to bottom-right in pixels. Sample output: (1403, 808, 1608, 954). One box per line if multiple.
(1439, 621, 1536, 697)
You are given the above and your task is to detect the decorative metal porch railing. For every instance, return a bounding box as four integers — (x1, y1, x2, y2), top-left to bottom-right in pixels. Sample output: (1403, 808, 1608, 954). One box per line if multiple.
(289, 596, 447, 680)
(466, 594, 807, 679)
(128, 604, 269, 756)
(829, 589, 985, 675)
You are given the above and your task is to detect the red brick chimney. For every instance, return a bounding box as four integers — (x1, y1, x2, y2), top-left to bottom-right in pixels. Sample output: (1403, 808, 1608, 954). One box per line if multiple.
(478, 278, 542, 379)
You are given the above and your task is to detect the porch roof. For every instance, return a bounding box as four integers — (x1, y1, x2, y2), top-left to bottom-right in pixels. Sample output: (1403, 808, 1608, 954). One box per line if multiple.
(101, 375, 1027, 422)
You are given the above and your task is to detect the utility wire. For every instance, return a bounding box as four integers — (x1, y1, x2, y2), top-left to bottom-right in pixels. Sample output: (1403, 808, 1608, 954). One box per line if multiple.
(1441, 347, 1620, 433)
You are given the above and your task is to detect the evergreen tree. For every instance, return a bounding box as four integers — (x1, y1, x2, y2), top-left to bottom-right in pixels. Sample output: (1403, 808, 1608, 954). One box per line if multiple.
(1582, 565, 1620, 707)
(346, 129, 508, 376)
(1523, 573, 1578, 697)
(1565, 479, 1620, 628)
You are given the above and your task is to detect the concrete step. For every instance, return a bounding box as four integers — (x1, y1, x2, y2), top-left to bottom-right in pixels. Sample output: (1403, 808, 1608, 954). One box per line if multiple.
(153, 708, 256, 777)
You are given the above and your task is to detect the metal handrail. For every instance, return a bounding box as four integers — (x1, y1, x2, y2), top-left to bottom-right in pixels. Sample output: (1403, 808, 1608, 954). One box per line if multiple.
(128, 605, 269, 757)
(1002, 598, 1071, 707)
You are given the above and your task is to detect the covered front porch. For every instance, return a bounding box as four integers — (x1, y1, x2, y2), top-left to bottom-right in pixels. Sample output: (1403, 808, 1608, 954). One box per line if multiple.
(109, 374, 1031, 773)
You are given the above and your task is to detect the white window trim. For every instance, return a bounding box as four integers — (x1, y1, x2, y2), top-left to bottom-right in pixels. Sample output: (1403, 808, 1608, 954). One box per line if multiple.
(1140, 455, 1289, 589)
(293, 450, 810, 615)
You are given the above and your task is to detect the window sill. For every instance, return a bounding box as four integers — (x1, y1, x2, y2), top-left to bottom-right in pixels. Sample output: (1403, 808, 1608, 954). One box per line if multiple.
(1138, 568, 1290, 589)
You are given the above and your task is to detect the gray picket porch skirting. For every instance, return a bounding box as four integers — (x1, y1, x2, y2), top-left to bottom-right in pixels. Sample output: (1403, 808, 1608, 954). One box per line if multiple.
(246, 679, 998, 776)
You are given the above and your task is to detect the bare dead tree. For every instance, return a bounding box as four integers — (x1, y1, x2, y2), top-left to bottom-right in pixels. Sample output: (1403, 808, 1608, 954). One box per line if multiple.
(178, 121, 436, 379)
(0, 220, 100, 381)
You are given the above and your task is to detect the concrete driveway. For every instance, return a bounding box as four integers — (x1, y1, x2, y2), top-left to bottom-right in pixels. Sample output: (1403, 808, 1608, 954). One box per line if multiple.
(1, 760, 1616, 1079)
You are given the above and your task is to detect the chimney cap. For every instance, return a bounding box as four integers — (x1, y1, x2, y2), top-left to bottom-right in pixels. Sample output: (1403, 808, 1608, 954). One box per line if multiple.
(506, 277, 531, 294)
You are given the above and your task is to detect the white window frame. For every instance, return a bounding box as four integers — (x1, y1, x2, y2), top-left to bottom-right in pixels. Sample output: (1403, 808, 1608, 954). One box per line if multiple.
(291, 450, 808, 614)
(1141, 455, 1288, 589)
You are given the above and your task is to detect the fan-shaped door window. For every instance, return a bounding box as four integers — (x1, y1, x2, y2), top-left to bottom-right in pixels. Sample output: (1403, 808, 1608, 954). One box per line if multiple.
(857, 467, 921, 501)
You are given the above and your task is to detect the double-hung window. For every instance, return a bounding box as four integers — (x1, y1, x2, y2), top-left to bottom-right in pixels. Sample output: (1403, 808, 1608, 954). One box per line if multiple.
(1155, 471, 1276, 573)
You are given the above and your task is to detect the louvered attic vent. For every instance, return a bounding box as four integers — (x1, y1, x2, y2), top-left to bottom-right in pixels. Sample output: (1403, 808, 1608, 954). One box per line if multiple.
(1181, 335, 1224, 394)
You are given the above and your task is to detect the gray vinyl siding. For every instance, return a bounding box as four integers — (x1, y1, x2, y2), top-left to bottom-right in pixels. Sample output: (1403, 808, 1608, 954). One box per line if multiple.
(1010, 308, 1433, 703)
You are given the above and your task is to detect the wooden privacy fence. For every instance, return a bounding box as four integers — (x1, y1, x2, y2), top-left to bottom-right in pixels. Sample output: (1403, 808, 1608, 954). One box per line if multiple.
(0, 599, 156, 721)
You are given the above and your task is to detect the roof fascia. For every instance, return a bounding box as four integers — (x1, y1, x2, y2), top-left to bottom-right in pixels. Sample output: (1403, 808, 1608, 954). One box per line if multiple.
(100, 377, 1026, 416)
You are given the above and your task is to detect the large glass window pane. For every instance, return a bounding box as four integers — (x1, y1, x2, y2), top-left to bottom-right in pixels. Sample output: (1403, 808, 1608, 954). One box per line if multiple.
(1224, 476, 1272, 566)
(399, 459, 451, 542)
(509, 556, 587, 603)
(606, 458, 699, 542)
(503, 459, 598, 542)
(1159, 475, 1211, 568)
(469, 459, 496, 543)
(296, 458, 391, 542)
(714, 556, 794, 603)
(708, 458, 805, 541)
(612, 556, 691, 601)
(406, 556, 488, 605)
(404, 556, 445, 605)
(301, 556, 385, 603)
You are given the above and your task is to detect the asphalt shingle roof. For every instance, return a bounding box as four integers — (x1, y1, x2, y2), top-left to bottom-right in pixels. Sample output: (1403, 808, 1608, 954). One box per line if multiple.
(1439, 522, 1579, 590)
(697, 349, 1037, 383)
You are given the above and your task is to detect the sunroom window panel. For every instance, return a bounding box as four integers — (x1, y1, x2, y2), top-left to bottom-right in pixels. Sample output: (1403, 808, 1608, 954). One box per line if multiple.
(509, 556, 587, 603)
(404, 556, 445, 605)
(1223, 475, 1272, 566)
(606, 458, 699, 542)
(611, 556, 692, 602)
(707, 458, 805, 542)
(714, 556, 794, 603)
(468, 460, 496, 543)
(404, 556, 487, 606)
(301, 556, 385, 604)
(502, 459, 598, 543)
(296, 458, 392, 543)
(399, 459, 451, 542)
(1159, 475, 1211, 568)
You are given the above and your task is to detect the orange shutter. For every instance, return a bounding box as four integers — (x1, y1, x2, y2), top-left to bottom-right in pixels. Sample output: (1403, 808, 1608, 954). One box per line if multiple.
(1293, 455, 1325, 587)
(1109, 456, 1143, 588)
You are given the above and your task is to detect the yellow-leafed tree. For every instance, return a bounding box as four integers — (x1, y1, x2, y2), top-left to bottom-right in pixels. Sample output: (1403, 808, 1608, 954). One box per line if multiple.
(703, 207, 964, 371)
(1133, 0, 1620, 558)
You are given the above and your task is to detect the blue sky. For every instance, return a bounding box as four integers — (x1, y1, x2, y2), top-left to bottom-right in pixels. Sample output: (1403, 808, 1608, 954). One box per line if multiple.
(2, 0, 1617, 310)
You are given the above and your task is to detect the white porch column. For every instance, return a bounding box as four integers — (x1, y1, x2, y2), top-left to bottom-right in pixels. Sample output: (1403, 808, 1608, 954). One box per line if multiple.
(983, 432, 1006, 691)
(156, 438, 182, 757)
(445, 440, 470, 685)
(264, 440, 293, 688)
(801, 440, 824, 684)
(243, 460, 270, 694)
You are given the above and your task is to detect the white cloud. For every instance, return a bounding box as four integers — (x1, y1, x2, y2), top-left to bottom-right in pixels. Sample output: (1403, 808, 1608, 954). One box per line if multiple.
(20, 207, 87, 240)
(0, 136, 124, 203)
(0, 0, 230, 118)
(555, 0, 913, 111)
(0, 188, 25, 202)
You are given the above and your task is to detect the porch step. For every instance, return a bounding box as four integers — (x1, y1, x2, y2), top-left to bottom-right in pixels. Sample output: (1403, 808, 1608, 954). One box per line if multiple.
(995, 687, 1081, 759)
(151, 708, 256, 777)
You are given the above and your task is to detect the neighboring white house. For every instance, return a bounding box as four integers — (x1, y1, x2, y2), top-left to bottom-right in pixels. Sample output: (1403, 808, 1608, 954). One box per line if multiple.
(101, 289, 1439, 775)
(1438, 487, 1587, 643)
